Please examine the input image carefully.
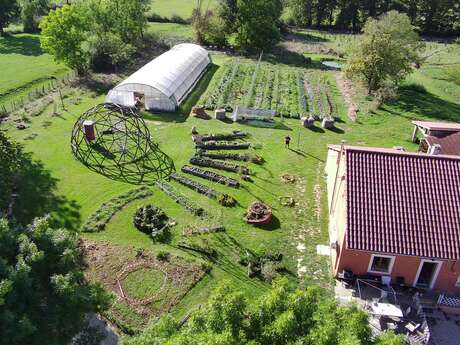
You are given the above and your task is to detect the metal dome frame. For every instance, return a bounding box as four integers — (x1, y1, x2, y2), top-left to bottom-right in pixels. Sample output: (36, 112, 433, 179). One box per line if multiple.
(71, 103, 175, 184)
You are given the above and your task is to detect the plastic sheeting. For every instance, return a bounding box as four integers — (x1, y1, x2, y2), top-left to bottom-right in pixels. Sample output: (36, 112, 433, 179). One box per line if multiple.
(106, 90, 136, 108)
(107, 43, 211, 112)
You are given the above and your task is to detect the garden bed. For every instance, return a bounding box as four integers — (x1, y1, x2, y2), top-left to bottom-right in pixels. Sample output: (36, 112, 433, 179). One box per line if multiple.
(196, 141, 251, 150)
(82, 240, 205, 334)
(190, 156, 249, 174)
(170, 173, 236, 207)
(182, 165, 240, 188)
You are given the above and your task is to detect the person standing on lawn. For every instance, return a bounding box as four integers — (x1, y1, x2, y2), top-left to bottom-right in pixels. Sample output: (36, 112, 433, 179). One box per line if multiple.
(285, 135, 291, 148)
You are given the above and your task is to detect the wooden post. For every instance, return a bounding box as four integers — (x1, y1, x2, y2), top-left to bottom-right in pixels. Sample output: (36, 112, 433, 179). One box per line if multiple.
(411, 125, 419, 143)
(59, 89, 65, 110)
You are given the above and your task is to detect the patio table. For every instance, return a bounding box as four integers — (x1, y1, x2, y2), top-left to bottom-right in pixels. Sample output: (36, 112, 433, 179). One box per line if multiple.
(370, 303, 404, 318)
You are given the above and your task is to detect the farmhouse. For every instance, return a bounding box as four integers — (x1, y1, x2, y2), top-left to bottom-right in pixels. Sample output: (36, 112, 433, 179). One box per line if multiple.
(326, 144, 460, 293)
(107, 43, 211, 111)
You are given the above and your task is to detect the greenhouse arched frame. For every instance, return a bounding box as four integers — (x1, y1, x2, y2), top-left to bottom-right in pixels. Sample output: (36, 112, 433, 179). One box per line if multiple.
(107, 43, 212, 112)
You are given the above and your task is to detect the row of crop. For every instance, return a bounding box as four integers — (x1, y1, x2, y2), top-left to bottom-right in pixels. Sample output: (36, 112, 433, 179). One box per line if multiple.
(304, 73, 336, 119)
(200, 59, 336, 119)
(201, 59, 239, 110)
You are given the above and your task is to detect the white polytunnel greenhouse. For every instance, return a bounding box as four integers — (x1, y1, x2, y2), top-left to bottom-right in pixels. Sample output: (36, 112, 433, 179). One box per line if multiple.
(106, 43, 212, 112)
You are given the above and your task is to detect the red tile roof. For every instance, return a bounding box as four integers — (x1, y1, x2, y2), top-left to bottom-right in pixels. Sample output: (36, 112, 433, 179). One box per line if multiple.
(345, 146, 460, 260)
(425, 132, 460, 156)
(412, 120, 460, 132)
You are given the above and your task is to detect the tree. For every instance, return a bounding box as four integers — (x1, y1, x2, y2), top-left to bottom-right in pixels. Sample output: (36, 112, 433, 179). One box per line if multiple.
(0, 132, 23, 215)
(120, 277, 404, 345)
(235, 0, 283, 51)
(0, 0, 20, 36)
(0, 217, 112, 345)
(40, 4, 89, 75)
(218, 0, 238, 34)
(40, 0, 149, 74)
(345, 11, 424, 94)
(19, 0, 49, 32)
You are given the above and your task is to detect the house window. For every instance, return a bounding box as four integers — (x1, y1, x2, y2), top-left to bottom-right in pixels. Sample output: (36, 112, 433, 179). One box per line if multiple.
(368, 255, 395, 274)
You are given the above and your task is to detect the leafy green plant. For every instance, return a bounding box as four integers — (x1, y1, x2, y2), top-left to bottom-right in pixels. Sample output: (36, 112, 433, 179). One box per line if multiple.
(133, 204, 169, 241)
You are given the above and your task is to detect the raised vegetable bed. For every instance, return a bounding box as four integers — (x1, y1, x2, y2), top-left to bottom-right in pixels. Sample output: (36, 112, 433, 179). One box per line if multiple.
(197, 150, 250, 162)
(170, 173, 236, 207)
(199, 131, 247, 142)
(196, 141, 251, 150)
(155, 180, 205, 216)
(244, 202, 272, 225)
(182, 165, 240, 188)
(190, 156, 249, 175)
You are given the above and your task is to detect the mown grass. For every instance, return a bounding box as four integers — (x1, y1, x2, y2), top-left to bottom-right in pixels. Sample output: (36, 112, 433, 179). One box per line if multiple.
(0, 34, 69, 107)
(2, 27, 460, 331)
(148, 0, 218, 20)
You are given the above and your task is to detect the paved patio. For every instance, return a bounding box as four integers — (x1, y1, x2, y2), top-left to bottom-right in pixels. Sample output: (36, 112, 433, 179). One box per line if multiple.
(335, 279, 460, 345)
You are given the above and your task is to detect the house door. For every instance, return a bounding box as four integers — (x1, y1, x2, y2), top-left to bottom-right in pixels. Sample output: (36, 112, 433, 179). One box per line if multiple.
(415, 261, 440, 289)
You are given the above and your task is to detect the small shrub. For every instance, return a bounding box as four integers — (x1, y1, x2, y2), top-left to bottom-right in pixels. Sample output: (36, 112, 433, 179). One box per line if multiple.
(445, 64, 460, 85)
(170, 14, 188, 24)
(156, 251, 170, 261)
(200, 262, 212, 273)
(218, 194, 236, 207)
(133, 205, 169, 242)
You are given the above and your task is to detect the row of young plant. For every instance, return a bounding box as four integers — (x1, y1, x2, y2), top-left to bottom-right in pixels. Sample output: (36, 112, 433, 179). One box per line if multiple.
(304, 72, 337, 119)
(200, 59, 322, 118)
(169, 173, 236, 207)
(82, 186, 153, 232)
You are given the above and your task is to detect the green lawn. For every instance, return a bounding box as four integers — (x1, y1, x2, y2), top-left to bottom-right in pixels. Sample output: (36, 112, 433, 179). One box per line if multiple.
(2, 28, 460, 333)
(148, 0, 218, 19)
(0, 34, 69, 109)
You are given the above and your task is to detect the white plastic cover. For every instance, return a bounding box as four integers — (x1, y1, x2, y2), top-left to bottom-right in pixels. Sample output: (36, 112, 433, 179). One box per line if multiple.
(106, 90, 136, 107)
(109, 44, 211, 111)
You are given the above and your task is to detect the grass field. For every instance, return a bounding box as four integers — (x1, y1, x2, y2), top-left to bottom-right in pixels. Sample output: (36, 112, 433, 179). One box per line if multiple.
(2, 25, 460, 335)
(0, 34, 69, 109)
(148, 0, 218, 19)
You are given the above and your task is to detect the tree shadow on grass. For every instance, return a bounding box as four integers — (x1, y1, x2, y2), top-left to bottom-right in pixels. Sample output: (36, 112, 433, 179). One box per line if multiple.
(383, 85, 460, 122)
(254, 214, 281, 231)
(0, 34, 42, 56)
(287, 31, 330, 43)
(264, 46, 326, 70)
(13, 152, 81, 230)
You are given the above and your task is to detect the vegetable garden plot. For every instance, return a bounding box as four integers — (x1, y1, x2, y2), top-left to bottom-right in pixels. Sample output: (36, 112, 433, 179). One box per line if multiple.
(200, 58, 336, 119)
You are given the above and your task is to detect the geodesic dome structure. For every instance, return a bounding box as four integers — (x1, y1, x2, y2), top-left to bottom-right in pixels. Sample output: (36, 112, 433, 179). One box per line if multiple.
(71, 103, 175, 184)
(106, 44, 212, 112)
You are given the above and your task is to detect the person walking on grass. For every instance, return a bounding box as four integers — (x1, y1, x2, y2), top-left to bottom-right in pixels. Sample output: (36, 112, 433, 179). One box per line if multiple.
(285, 135, 291, 148)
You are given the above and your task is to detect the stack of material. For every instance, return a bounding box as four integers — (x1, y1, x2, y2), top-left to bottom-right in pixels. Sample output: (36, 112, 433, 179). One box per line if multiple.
(215, 109, 227, 120)
(322, 117, 335, 129)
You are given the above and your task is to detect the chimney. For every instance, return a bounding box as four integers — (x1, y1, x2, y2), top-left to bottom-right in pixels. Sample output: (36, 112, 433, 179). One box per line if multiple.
(429, 144, 442, 155)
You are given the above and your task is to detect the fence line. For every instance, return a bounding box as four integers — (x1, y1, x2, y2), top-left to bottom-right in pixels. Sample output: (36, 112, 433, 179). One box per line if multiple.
(0, 70, 77, 116)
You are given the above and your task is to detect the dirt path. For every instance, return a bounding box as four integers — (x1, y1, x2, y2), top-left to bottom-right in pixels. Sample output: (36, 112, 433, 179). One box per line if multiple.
(292, 164, 328, 286)
(335, 73, 358, 122)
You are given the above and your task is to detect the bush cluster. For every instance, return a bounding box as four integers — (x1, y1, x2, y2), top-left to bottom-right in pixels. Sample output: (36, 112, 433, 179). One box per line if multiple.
(133, 204, 169, 242)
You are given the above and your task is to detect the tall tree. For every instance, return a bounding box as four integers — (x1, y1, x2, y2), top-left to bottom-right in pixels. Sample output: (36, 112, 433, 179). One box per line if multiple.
(0, 132, 23, 215)
(19, 0, 49, 32)
(120, 278, 405, 345)
(0, 217, 112, 345)
(40, 4, 89, 75)
(235, 0, 283, 51)
(0, 0, 20, 36)
(345, 11, 424, 94)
